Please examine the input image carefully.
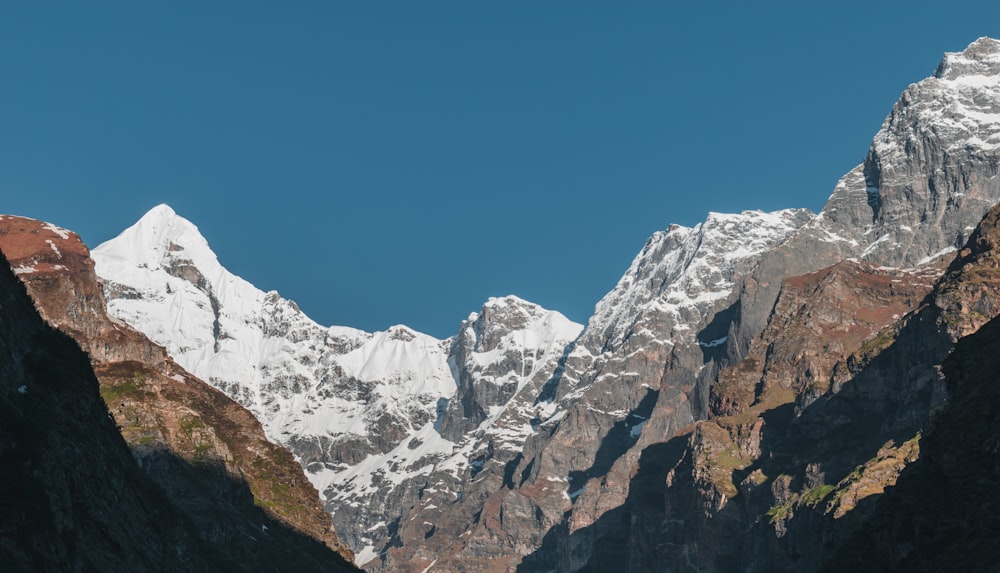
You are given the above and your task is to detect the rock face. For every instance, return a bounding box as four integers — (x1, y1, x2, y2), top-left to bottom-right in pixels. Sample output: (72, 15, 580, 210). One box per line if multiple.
(89, 37, 1000, 573)
(0, 216, 358, 571)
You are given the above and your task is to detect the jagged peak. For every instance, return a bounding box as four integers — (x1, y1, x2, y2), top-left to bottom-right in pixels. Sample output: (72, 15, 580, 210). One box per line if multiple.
(467, 294, 578, 327)
(143, 202, 179, 219)
(461, 295, 582, 354)
(132, 203, 202, 243)
(702, 208, 814, 233)
(934, 36, 1000, 80)
(586, 207, 812, 349)
(483, 294, 535, 310)
(868, 36, 1000, 158)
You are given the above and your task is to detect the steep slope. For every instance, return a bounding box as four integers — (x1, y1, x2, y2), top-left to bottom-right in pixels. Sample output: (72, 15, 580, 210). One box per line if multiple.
(735, 36, 1000, 344)
(826, 310, 1000, 572)
(0, 248, 233, 571)
(0, 215, 357, 571)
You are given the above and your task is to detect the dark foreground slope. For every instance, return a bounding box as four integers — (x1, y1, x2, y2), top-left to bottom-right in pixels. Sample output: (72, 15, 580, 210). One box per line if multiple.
(0, 226, 359, 572)
(826, 245, 1000, 573)
(0, 249, 226, 571)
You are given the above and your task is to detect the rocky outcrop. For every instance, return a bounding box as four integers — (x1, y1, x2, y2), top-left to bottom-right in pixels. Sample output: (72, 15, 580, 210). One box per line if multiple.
(499, 38, 1000, 572)
(395, 209, 813, 572)
(0, 216, 357, 571)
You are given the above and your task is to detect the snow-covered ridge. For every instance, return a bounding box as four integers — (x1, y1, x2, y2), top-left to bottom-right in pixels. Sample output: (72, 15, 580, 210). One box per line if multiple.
(586, 208, 813, 351)
(92, 204, 453, 439)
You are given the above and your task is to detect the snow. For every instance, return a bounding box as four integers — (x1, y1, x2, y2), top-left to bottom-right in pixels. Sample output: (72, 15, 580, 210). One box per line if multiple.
(355, 545, 378, 566)
(861, 234, 895, 258)
(586, 209, 810, 351)
(41, 222, 71, 240)
(873, 38, 1000, 156)
(918, 246, 957, 266)
(92, 205, 452, 438)
(698, 336, 728, 348)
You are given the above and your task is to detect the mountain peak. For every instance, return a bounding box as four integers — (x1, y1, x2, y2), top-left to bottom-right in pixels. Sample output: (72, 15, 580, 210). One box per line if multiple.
(134, 203, 204, 244)
(143, 202, 178, 219)
(934, 36, 1000, 81)
(94, 204, 218, 277)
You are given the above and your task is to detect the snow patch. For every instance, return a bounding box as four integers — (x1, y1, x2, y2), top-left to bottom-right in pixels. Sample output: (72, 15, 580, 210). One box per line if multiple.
(42, 222, 71, 240)
(698, 336, 728, 348)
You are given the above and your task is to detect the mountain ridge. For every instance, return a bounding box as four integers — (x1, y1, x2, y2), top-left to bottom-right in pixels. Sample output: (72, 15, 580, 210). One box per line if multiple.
(86, 36, 1000, 572)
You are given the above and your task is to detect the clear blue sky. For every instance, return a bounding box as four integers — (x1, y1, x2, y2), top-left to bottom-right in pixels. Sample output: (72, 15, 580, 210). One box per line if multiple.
(2, 2, 998, 337)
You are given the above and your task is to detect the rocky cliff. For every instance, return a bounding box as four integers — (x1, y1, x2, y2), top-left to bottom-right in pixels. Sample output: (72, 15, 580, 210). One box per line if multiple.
(0, 216, 358, 571)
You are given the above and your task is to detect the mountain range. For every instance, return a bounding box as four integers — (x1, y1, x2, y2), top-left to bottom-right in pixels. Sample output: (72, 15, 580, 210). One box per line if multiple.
(3, 37, 1000, 572)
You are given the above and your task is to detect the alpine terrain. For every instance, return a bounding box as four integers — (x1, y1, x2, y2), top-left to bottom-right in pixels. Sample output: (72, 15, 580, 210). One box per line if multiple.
(8, 36, 997, 571)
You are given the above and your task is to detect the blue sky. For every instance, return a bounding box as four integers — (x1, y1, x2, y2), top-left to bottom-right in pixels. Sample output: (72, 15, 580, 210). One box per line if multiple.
(2, 2, 999, 337)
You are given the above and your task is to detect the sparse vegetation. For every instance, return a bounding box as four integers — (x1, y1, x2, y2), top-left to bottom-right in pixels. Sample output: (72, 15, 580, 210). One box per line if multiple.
(859, 325, 897, 355)
(801, 484, 836, 507)
(99, 373, 145, 402)
(766, 500, 795, 523)
(179, 415, 204, 436)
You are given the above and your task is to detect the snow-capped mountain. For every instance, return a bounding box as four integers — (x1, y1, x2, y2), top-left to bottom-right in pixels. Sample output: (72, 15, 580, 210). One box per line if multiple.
(93, 204, 452, 448)
(361, 37, 1000, 572)
(90, 37, 1000, 573)
(91, 202, 809, 570)
(91, 211, 581, 564)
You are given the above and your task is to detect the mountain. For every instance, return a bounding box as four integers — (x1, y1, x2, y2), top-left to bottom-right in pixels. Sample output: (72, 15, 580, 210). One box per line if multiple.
(503, 36, 1000, 572)
(89, 37, 1000, 572)
(0, 215, 358, 571)
(91, 208, 582, 565)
